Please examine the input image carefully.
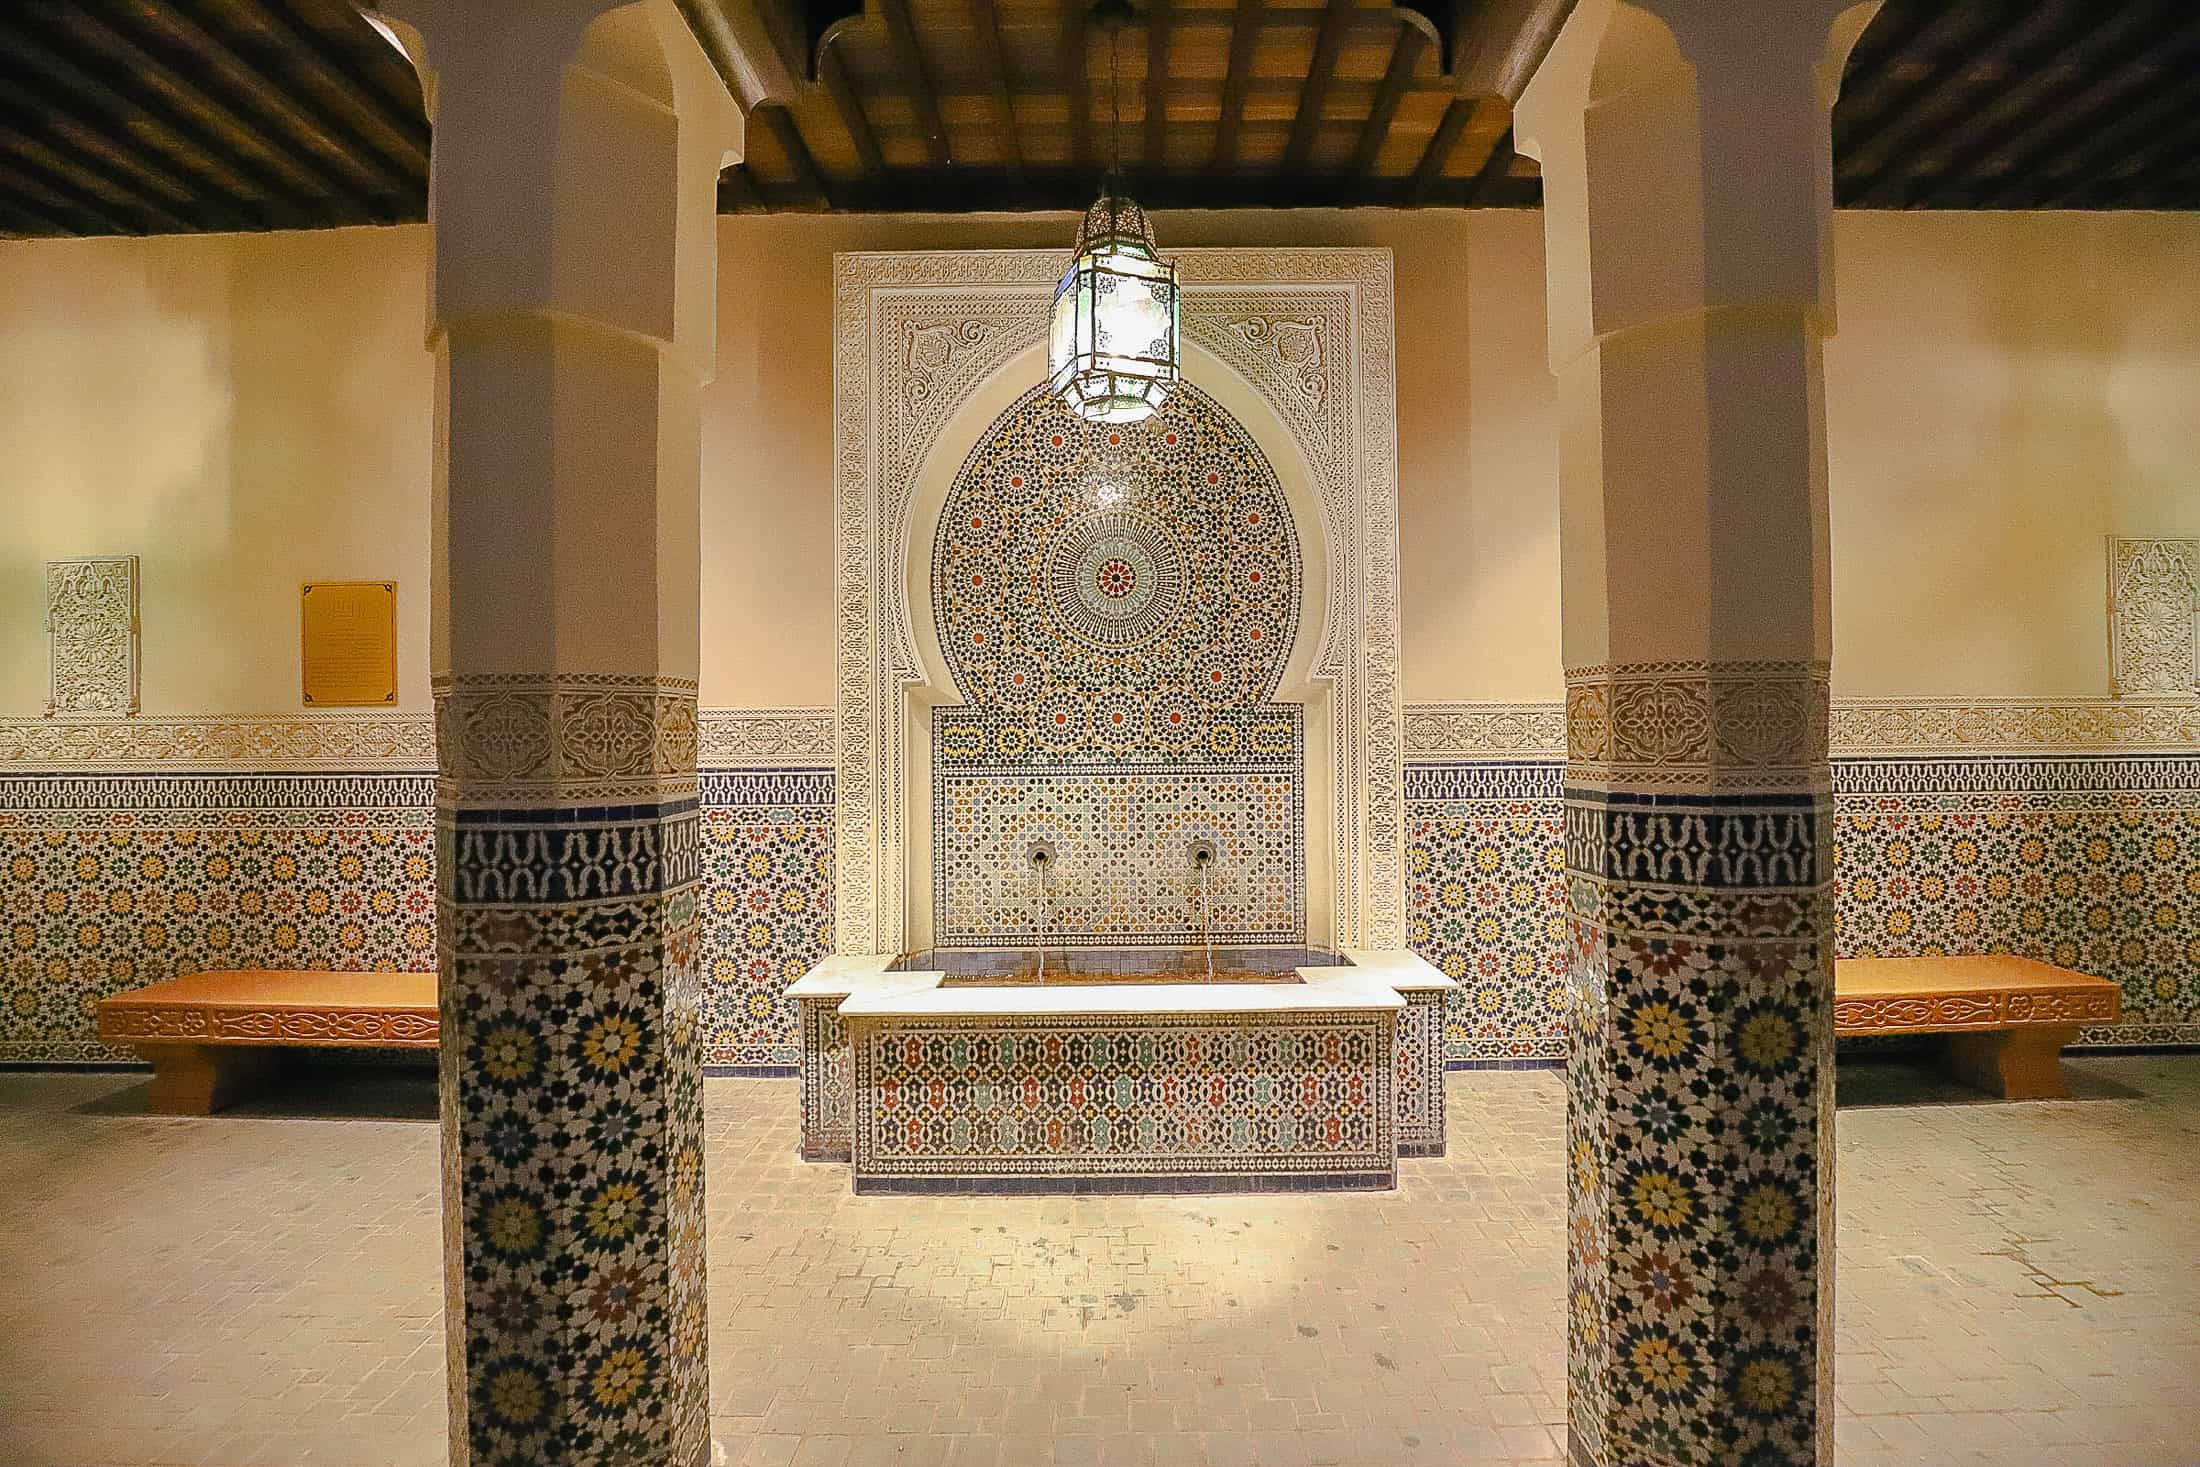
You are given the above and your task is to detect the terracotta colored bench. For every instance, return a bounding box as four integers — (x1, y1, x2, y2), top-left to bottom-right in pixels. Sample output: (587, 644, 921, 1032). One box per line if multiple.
(1833, 955, 2121, 1100)
(96, 969, 438, 1114)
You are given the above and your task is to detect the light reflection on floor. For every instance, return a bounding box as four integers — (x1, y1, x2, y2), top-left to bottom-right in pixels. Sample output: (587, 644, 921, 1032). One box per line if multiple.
(0, 1056, 2193, 1466)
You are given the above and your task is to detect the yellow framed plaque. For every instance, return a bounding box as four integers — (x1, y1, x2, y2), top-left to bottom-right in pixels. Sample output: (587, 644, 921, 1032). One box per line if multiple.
(301, 581, 398, 706)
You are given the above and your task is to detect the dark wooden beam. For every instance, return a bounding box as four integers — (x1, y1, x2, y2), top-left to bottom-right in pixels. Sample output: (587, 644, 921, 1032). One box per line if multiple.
(135, 1, 413, 200)
(818, 42, 888, 184)
(0, 120, 197, 234)
(2058, 104, 2200, 208)
(971, 0, 1024, 178)
(740, 162, 1524, 213)
(256, 0, 431, 173)
(0, 88, 210, 213)
(1353, 21, 1428, 178)
(878, 0, 952, 168)
(0, 187, 73, 236)
(1213, 0, 1262, 171)
(1448, 0, 1577, 102)
(1284, 0, 1353, 174)
(1143, 0, 1172, 174)
(1462, 124, 1515, 206)
(10, 13, 308, 228)
(1974, 13, 2196, 208)
(1411, 96, 1476, 201)
(1841, 6, 2059, 193)
(0, 152, 147, 236)
(1858, 5, 2126, 208)
(55, 5, 371, 217)
(756, 104, 833, 211)
(1833, 5, 1997, 170)
(1062, 2, 1092, 175)
(1993, 59, 2195, 209)
(718, 164, 767, 214)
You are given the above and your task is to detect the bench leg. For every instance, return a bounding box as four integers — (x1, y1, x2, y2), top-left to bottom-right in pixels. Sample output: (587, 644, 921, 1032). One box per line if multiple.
(136, 1044, 280, 1115)
(1941, 1026, 2079, 1101)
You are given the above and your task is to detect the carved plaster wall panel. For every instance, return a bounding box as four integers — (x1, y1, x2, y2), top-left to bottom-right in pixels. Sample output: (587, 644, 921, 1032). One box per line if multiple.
(45, 556, 138, 717)
(833, 248, 1404, 955)
(2110, 537, 2200, 697)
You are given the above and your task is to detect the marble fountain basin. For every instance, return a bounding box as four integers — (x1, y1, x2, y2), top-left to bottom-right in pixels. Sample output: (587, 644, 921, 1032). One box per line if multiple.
(787, 948, 1454, 1194)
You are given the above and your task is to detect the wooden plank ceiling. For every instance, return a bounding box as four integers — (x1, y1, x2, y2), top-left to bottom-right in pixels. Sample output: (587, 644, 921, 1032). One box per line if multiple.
(0, 0, 2194, 239)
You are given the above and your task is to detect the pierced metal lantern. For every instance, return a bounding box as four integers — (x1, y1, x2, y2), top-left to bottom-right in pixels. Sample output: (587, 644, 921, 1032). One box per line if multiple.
(1048, 186, 1180, 426)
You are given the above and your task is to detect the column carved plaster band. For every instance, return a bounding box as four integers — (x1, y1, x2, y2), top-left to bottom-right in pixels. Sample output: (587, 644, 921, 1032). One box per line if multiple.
(432, 673, 700, 805)
(832, 248, 1405, 955)
(1563, 660, 1831, 792)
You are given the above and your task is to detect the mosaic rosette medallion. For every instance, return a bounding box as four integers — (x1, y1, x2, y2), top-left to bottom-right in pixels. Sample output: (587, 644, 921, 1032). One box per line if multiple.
(931, 382, 1309, 948)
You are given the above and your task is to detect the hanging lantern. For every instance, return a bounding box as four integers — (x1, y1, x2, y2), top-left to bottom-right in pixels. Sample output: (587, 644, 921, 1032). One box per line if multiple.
(1049, 189, 1180, 425)
(1049, 1, 1179, 426)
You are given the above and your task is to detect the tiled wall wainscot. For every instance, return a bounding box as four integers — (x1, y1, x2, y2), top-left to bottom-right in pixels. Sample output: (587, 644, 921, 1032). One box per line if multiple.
(1, 773, 435, 1063)
(1832, 755, 2200, 1047)
(695, 770, 834, 1068)
(1405, 763, 1569, 1064)
(1, 768, 837, 1070)
(1403, 754, 2200, 1061)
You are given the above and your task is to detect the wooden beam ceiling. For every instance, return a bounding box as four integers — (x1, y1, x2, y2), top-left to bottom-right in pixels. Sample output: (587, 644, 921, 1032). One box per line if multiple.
(2, 0, 2196, 239)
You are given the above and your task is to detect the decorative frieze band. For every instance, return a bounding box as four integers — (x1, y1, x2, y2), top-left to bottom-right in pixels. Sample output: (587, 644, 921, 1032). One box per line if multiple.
(433, 672, 699, 805)
(698, 708, 835, 766)
(0, 713, 435, 771)
(1404, 696, 2200, 760)
(6, 694, 2192, 773)
(1562, 791, 1829, 891)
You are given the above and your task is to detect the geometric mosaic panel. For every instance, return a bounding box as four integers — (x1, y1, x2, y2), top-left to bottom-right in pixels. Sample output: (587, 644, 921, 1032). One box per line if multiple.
(934, 764, 1304, 948)
(696, 771, 834, 1069)
(929, 381, 1308, 951)
(0, 773, 434, 1064)
(848, 1009, 1395, 1189)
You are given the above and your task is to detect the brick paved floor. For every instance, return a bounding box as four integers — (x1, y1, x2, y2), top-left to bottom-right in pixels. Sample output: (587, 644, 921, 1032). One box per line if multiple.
(0, 1056, 2193, 1466)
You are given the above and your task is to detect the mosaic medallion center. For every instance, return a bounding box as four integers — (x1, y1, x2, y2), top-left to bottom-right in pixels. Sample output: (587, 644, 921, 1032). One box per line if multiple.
(1046, 509, 1185, 650)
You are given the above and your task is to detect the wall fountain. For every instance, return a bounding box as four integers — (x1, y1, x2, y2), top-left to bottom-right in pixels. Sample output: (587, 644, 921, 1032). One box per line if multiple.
(793, 246, 1443, 1192)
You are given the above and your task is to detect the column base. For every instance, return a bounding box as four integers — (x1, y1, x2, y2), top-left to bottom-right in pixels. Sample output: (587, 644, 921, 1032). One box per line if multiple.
(1943, 1026, 2079, 1100)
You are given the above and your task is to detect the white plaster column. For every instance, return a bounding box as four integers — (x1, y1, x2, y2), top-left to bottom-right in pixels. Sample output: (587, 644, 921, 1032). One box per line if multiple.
(1516, 3, 1878, 1464)
(365, 3, 740, 1463)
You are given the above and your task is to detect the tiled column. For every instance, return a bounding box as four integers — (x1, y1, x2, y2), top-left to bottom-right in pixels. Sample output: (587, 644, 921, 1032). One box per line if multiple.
(1517, 3, 1878, 1464)
(368, 4, 739, 1463)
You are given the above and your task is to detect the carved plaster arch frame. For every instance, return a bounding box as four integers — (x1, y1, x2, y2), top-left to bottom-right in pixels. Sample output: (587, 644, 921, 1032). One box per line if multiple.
(833, 248, 1403, 956)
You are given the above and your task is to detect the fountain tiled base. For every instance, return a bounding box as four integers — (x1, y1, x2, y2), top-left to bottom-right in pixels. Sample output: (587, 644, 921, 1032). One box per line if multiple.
(792, 950, 1451, 1193)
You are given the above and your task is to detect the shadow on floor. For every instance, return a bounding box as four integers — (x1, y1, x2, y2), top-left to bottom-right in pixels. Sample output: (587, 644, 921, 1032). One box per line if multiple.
(1835, 1054, 2149, 1108)
(72, 1060, 439, 1123)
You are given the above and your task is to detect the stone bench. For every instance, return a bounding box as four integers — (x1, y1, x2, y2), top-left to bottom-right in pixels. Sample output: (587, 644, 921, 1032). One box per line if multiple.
(96, 969, 438, 1114)
(1833, 955, 2122, 1100)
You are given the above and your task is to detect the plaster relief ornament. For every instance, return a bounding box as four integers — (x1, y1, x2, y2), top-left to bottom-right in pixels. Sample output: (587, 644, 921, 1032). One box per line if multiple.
(45, 556, 139, 717)
(1048, 0, 1179, 426)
